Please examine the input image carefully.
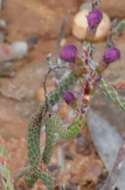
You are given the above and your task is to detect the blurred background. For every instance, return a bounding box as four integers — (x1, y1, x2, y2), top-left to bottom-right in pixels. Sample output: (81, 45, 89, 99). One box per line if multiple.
(0, 1, 125, 189)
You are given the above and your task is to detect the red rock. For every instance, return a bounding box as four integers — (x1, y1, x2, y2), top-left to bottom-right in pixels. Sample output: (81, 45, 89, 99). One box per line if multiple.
(0, 98, 27, 139)
(100, 0, 125, 18)
(41, 0, 82, 13)
(2, 0, 82, 41)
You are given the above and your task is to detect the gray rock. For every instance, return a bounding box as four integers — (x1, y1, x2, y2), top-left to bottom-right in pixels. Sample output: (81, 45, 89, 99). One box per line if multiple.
(100, 0, 125, 19)
(0, 0, 4, 10)
(87, 110, 123, 171)
(87, 110, 125, 190)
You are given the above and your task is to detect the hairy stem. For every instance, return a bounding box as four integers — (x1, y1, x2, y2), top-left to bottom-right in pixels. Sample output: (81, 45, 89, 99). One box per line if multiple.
(26, 72, 77, 189)
(42, 116, 58, 165)
(100, 79, 125, 111)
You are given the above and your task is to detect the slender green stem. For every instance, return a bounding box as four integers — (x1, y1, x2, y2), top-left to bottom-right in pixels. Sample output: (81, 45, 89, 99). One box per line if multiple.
(57, 116, 86, 140)
(100, 79, 125, 111)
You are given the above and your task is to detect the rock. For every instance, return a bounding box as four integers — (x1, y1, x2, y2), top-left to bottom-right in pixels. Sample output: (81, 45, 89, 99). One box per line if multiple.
(70, 157, 103, 185)
(0, 97, 27, 139)
(0, 39, 57, 119)
(0, 42, 28, 63)
(0, 32, 5, 43)
(0, 136, 27, 173)
(100, 143, 125, 190)
(41, 0, 82, 13)
(0, 19, 7, 43)
(0, 60, 47, 100)
(100, 0, 125, 19)
(87, 110, 123, 171)
(3, 0, 82, 41)
(0, 62, 47, 119)
(0, 37, 38, 63)
(0, 62, 16, 78)
(88, 111, 125, 189)
(75, 135, 91, 155)
(65, 183, 78, 190)
(11, 41, 29, 59)
(0, 0, 4, 10)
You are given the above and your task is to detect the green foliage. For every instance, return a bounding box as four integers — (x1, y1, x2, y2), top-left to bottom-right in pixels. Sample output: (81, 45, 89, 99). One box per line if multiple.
(0, 146, 14, 190)
(114, 20, 125, 35)
(57, 116, 86, 140)
(28, 72, 76, 168)
(27, 72, 77, 189)
(42, 115, 86, 165)
(48, 72, 77, 106)
(42, 116, 58, 165)
(36, 170, 53, 190)
(28, 105, 47, 168)
(26, 170, 53, 190)
(100, 79, 125, 111)
(26, 174, 38, 188)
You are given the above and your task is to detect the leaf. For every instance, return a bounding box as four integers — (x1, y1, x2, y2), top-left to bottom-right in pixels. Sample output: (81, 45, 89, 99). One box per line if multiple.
(114, 20, 125, 34)
(100, 79, 125, 111)
(56, 116, 86, 140)
(42, 116, 59, 165)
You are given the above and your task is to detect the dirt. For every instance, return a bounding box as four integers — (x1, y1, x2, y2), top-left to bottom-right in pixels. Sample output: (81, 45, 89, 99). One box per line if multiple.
(0, 0, 125, 190)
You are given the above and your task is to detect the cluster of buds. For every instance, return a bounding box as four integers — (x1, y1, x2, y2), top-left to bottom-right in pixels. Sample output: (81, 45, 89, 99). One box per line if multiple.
(59, 39, 121, 115)
(58, 0, 121, 116)
(45, 0, 123, 122)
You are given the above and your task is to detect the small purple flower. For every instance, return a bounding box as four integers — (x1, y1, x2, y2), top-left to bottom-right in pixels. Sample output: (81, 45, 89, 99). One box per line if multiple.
(87, 9, 103, 30)
(103, 47, 121, 64)
(60, 44, 78, 63)
(63, 91, 76, 105)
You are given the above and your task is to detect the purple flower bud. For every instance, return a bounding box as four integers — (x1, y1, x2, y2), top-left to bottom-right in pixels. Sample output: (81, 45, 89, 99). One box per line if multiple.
(87, 9, 103, 30)
(60, 44, 78, 63)
(103, 47, 121, 64)
(63, 91, 76, 105)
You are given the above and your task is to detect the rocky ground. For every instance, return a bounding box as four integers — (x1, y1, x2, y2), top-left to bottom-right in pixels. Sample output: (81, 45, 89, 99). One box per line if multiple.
(0, 0, 125, 190)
